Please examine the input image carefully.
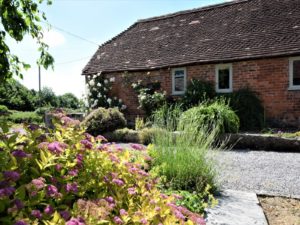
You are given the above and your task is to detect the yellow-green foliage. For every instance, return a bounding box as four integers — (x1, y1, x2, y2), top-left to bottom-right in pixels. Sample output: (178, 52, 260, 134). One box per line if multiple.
(135, 116, 145, 131)
(0, 110, 205, 225)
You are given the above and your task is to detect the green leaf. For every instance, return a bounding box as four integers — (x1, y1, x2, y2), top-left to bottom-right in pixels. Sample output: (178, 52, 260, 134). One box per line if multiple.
(15, 186, 26, 200)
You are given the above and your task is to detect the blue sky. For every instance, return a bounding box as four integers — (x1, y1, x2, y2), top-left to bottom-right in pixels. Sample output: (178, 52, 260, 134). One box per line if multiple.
(11, 0, 229, 98)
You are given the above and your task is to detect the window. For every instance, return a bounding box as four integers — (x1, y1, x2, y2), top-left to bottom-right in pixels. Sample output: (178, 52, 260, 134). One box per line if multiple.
(289, 57, 300, 90)
(172, 68, 186, 95)
(215, 64, 232, 93)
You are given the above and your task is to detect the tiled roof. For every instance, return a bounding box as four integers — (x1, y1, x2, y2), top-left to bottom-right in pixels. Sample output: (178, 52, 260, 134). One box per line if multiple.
(82, 0, 300, 75)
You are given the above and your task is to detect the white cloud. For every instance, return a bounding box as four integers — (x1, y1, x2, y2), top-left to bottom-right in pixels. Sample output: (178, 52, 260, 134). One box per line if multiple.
(42, 30, 66, 48)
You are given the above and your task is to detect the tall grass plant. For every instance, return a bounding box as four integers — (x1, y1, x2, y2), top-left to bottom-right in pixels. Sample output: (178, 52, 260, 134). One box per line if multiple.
(150, 104, 222, 193)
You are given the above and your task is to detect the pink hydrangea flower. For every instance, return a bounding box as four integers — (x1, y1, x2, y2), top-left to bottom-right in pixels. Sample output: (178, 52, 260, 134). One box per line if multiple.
(66, 182, 78, 193)
(31, 209, 42, 219)
(96, 135, 107, 142)
(48, 141, 67, 154)
(127, 187, 137, 195)
(44, 205, 54, 215)
(60, 210, 71, 221)
(31, 177, 45, 190)
(112, 178, 125, 186)
(140, 218, 147, 224)
(130, 143, 145, 151)
(120, 209, 128, 216)
(80, 140, 93, 149)
(14, 220, 28, 225)
(46, 185, 60, 198)
(113, 216, 123, 224)
(66, 217, 85, 225)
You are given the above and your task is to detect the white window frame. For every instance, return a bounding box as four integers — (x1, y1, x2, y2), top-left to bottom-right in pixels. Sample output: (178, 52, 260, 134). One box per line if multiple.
(289, 56, 300, 90)
(215, 64, 233, 93)
(172, 67, 187, 95)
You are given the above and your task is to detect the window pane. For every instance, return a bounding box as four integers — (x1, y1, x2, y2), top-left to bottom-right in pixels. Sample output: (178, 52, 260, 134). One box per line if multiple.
(174, 76, 184, 92)
(218, 68, 230, 89)
(293, 60, 300, 86)
(174, 70, 184, 76)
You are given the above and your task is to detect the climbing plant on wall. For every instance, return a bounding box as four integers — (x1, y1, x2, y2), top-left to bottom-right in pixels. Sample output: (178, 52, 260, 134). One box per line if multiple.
(85, 73, 126, 111)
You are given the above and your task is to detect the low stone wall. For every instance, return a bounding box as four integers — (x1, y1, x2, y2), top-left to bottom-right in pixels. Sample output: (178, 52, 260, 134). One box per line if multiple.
(104, 130, 300, 152)
(221, 133, 300, 152)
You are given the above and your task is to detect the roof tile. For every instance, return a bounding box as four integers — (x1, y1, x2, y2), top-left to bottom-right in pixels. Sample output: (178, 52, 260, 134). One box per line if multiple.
(83, 0, 300, 75)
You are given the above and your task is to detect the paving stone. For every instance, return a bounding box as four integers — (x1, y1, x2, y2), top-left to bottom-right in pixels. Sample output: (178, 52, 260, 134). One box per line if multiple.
(206, 190, 268, 225)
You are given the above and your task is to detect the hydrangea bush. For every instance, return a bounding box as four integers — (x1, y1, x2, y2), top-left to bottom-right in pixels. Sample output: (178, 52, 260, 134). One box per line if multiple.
(0, 111, 205, 225)
(86, 73, 126, 111)
(131, 80, 166, 117)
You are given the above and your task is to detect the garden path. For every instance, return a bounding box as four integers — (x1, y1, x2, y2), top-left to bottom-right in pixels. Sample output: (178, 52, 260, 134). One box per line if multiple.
(214, 150, 300, 198)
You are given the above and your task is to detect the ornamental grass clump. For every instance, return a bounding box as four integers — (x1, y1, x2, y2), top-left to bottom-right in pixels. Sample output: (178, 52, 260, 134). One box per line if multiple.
(179, 99, 239, 135)
(0, 110, 205, 224)
(150, 104, 221, 193)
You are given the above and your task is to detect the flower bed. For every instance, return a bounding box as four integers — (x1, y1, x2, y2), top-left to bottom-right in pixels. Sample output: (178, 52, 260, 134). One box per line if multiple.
(0, 110, 205, 224)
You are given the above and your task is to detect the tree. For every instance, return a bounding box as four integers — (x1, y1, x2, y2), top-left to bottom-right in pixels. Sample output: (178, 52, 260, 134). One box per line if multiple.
(0, 79, 36, 111)
(0, 0, 54, 81)
(39, 86, 58, 107)
(58, 93, 80, 109)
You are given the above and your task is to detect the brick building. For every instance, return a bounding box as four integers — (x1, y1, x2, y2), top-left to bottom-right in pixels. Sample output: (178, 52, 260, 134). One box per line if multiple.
(82, 0, 300, 127)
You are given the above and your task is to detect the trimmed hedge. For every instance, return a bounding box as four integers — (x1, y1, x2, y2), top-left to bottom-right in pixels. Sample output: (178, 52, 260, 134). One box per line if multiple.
(82, 107, 126, 135)
(7, 111, 43, 124)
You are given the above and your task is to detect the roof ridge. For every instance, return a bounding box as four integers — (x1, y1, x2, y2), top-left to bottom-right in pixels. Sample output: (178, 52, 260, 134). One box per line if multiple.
(137, 0, 250, 23)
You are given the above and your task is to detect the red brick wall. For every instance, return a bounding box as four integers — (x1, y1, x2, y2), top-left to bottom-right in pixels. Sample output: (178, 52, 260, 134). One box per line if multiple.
(103, 56, 300, 127)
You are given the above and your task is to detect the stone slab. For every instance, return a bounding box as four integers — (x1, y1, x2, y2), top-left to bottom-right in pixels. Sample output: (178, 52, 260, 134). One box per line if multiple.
(206, 190, 268, 225)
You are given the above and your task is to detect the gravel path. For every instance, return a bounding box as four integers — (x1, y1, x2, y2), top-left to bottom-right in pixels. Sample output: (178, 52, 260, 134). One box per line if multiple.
(214, 150, 300, 198)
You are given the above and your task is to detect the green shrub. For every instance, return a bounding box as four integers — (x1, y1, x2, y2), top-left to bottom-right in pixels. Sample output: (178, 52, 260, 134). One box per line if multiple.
(132, 80, 167, 117)
(35, 106, 54, 116)
(0, 105, 10, 116)
(224, 88, 264, 131)
(179, 99, 239, 134)
(166, 185, 217, 214)
(151, 104, 183, 131)
(109, 128, 139, 143)
(7, 111, 43, 124)
(150, 105, 221, 193)
(82, 107, 126, 135)
(181, 79, 215, 109)
(0, 79, 37, 111)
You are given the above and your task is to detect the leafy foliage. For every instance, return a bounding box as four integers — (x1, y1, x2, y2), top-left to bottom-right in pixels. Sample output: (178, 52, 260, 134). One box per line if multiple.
(57, 93, 80, 109)
(0, 80, 81, 112)
(0, 111, 206, 224)
(151, 104, 183, 131)
(0, 79, 36, 111)
(167, 186, 217, 214)
(0, 105, 10, 116)
(132, 80, 166, 117)
(0, 0, 54, 81)
(179, 99, 240, 134)
(82, 107, 127, 136)
(39, 87, 59, 107)
(6, 111, 42, 124)
(181, 79, 216, 109)
(223, 88, 264, 131)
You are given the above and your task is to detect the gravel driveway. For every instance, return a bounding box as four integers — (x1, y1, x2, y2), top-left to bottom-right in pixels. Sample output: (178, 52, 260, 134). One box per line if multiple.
(214, 150, 300, 198)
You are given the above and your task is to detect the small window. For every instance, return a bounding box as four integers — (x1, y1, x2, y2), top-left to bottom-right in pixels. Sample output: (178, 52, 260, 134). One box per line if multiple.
(215, 64, 232, 93)
(172, 68, 186, 95)
(289, 57, 300, 90)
